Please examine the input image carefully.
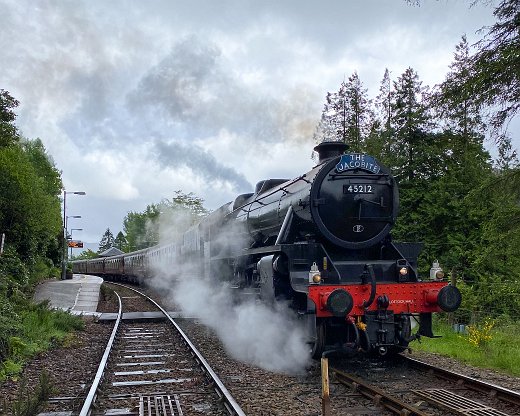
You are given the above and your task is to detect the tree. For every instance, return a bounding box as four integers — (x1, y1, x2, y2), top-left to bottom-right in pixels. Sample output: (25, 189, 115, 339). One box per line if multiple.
(375, 69, 393, 134)
(114, 231, 128, 252)
(437, 35, 485, 139)
(123, 204, 160, 251)
(22, 139, 62, 197)
(122, 190, 209, 251)
(391, 67, 431, 181)
(73, 249, 98, 260)
(0, 89, 20, 148)
(440, 0, 519, 142)
(98, 228, 115, 253)
(314, 73, 372, 151)
(165, 190, 210, 219)
(341, 72, 372, 151)
(495, 136, 519, 171)
(154, 190, 210, 242)
(365, 69, 394, 164)
(0, 144, 62, 262)
(313, 91, 341, 143)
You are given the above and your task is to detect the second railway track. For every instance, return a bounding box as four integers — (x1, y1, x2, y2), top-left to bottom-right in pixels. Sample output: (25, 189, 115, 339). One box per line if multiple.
(329, 354, 520, 416)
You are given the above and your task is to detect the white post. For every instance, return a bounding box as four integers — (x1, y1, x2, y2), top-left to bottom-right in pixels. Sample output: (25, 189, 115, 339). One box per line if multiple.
(0, 233, 5, 255)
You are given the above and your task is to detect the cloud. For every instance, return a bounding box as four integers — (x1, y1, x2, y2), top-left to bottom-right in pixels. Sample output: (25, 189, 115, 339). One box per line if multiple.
(1, 0, 514, 246)
(153, 138, 251, 192)
(125, 35, 290, 141)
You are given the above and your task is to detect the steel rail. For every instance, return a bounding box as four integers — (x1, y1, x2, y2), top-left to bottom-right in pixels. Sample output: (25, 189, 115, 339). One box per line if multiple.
(331, 367, 430, 416)
(403, 356, 520, 407)
(79, 292, 123, 416)
(111, 283, 246, 416)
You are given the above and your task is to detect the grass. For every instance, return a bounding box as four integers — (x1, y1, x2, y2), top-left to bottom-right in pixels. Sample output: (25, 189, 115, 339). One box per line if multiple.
(6, 371, 54, 416)
(411, 320, 520, 376)
(0, 300, 84, 381)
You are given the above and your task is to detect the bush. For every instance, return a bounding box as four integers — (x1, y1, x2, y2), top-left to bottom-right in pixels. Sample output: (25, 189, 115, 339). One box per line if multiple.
(28, 257, 56, 285)
(0, 247, 29, 287)
(8, 371, 54, 416)
(0, 299, 84, 381)
(0, 295, 20, 363)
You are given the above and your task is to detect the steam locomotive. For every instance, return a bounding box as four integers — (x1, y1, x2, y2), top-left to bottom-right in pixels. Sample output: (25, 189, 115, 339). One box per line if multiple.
(73, 141, 461, 357)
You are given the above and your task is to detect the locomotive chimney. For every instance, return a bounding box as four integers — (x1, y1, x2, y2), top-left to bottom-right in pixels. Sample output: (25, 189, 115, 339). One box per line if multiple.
(313, 141, 348, 163)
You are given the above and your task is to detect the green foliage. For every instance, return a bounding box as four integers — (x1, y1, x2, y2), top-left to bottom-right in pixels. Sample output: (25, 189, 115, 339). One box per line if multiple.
(0, 90, 83, 388)
(7, 371, 54, 416)
(29, 257, 60, 285)
(123, 191, 209, 251)
(0, 141, 62, 262)
(0, 294, 21, 364)
(0, 360, 22, 380)
(413, 320, 520, 376)
(114, 231, 128, 251)
(123, 205, 160, 251)
(73, 249, 99, 260)
(0, 89, 20, 148)
(440, 0, 519, 141)
(22, 139, 62, 197)
(98, 227, 115, 253)
(314, 46, 518, 322)
(0, 247, 30, 287)
(313, 72, 372, 151)
(0, 298, 84, 381)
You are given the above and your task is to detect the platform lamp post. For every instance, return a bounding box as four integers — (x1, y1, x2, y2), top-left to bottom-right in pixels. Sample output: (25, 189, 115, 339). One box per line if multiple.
(61, 191, 86, 280)
(64, 215, 82, 277)
(69, 228, 83, 258)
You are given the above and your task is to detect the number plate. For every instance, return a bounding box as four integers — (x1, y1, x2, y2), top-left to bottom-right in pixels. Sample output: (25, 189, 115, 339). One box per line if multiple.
(344, 184, 373, 194)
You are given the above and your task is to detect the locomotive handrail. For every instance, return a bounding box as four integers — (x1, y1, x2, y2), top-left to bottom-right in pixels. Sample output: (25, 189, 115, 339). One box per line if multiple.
(361, 264, 377, 309)
(327, 172, 389, 180)
(230, 175, 310, 213)
(275, 206, 294, 245)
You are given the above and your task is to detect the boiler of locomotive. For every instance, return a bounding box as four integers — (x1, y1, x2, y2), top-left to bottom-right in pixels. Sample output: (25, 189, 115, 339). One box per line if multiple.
(308, 141, 399, 249)
(232, 141, 399, 249)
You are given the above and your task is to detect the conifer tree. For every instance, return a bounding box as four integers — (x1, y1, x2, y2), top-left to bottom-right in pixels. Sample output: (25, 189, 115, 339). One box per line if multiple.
(98, 228, 115, 253)
(391, 67, 430, 181)
(438, 35, 485, 142)
(114, 231, 128, 252)
(440, 0, 519, 142)
(342, 72, 372, 152)
(366, 69, 394, 165)
(313, 91, 340, 143)
(375, 69, 393, 133)
(314, 73, 372, 150)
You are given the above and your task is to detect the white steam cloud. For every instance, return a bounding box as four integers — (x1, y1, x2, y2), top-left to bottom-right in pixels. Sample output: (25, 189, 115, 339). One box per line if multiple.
(172, 277, 310, 374)
(149, 208, 311, 374)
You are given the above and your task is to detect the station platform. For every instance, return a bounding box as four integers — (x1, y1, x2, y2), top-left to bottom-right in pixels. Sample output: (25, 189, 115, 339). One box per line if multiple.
(33, 274, 102, 315)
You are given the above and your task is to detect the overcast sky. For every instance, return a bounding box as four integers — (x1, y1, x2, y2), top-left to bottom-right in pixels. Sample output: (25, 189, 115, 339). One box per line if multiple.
(1, 0, 517, 250)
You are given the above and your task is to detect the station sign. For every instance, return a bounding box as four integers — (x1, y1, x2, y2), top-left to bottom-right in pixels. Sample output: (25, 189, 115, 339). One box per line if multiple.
(68, 240, 84, 248)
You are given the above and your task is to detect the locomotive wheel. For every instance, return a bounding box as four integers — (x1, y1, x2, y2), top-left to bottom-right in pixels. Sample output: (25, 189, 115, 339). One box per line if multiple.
(311, 320, 326, 359)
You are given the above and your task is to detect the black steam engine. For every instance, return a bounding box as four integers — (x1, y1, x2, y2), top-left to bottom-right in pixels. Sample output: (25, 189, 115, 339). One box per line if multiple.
(73, 141, 462, 358)
(197, 141, 462, 357)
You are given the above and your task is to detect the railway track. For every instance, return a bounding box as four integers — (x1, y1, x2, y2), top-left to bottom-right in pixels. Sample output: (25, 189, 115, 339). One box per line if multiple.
(328, 354, 520, 416)
(403, 356, 520, 415)
(48, 283, 245, 416)
(33, 281, 519, 416)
